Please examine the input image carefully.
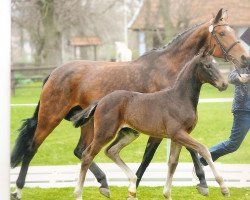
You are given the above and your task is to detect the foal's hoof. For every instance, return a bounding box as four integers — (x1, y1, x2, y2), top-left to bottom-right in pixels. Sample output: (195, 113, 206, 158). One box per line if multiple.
(11, 192, 21, 200)
(163, 195, 172, 200)
(196, 184, 209, 196)
(127, 197, 138, 200)
(99, 187, 111, 198)
(127, 192, 138, 200)
(221, 188, 230, 197)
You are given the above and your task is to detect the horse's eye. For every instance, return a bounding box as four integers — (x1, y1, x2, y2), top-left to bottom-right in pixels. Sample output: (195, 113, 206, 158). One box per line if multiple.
(206, 64, 211, 69)
(219, 32, 225, 37)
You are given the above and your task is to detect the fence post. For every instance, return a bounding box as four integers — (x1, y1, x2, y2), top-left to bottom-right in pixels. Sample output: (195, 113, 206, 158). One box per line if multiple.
(11, 70, 16, 95)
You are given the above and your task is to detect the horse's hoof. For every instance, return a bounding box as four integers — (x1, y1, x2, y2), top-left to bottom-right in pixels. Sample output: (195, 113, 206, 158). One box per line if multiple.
(196, 184, 209, 196)
(222, 188, 230, 197)
(11, 192, 20, 200)
(99, 187, 111, 198)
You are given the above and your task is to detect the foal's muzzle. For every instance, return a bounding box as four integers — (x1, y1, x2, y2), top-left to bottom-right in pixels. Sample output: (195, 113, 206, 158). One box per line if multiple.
(217, 81, 228, 91)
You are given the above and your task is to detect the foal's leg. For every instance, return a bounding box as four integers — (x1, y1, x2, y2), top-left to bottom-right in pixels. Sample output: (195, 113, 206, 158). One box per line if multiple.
(74, 118, 120, 200)
(105, 128, 139, 200)
(74, 140, 105, 200)
(163, 141, 182, 200)
(136, 137, 162, 187)
(174, 131, 230, 197)
(73, 121, 110, 197)
(186, 148, 208, 196)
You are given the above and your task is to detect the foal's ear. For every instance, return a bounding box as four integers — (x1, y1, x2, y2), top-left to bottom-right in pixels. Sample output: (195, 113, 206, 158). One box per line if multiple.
(199, 46, 209, 57)
(214, 8, 223, 24)
(207, 45, 216, 55)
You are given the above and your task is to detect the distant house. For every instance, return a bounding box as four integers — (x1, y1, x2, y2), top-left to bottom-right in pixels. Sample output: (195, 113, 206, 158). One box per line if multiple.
(129, 0, 250, 55)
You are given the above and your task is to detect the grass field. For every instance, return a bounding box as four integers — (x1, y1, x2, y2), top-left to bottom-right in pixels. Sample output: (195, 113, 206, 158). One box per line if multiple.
(19, 186, 250, 200)
(11, 82, 250, 165)
(11, 82, 250, 199)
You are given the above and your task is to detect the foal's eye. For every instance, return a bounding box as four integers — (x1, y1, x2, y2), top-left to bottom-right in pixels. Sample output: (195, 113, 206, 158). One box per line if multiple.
(205, 64, 211, 69)
(219, 32, 225, 37)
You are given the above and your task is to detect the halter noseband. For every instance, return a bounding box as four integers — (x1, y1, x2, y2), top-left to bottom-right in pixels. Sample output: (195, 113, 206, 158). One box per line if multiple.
(209, 24, 240, 63)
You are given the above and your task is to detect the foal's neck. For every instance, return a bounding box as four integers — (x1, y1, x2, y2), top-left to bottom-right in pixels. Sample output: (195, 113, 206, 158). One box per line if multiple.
(172, 60, 202, 109)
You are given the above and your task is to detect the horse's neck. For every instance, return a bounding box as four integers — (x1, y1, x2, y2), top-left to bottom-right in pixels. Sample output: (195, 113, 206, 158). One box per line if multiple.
(137, 22, 209, 91)
(164, 23, 209, 68)
(171, 61, 202, 109)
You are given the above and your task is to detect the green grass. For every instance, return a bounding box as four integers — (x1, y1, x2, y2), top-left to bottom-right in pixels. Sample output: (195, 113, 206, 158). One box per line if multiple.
(11, 82, 250, 165)
(18, 186, 250, 200)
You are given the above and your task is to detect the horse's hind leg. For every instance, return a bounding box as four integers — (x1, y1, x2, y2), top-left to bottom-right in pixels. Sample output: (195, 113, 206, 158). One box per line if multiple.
(174, 131, 230, 197)
(12, 103, 71, 200)
(163, 141, 182, 200)
(136, 137, 162, 187)
(186, 148, 208, 196)
(105, 128, 139, 200)
(74, 122, 110, 198)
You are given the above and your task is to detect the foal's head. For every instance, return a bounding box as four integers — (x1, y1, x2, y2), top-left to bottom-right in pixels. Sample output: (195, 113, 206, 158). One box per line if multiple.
(195, 54, 228, 91)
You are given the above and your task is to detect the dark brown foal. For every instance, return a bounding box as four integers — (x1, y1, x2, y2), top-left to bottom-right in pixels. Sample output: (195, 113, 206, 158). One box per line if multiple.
(72, 53, 228, 200)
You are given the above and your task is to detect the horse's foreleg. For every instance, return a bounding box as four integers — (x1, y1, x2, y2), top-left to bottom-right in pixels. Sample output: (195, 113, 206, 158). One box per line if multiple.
(174, 131, 230, 197)
(136, 137, 162, 187)
(186, 147, 208, 196)
(163, 141, 182, 200)
(105, 128, 139, 200)
(73, 121, 110, 198)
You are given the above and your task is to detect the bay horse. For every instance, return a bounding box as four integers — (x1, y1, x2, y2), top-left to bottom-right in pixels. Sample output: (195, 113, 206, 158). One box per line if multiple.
(71, 52, 229, 200)
(10, 8, 248, 199)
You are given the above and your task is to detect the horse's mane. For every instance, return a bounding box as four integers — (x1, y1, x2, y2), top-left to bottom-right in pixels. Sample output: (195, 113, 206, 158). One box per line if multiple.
(139, 22, 205, 58)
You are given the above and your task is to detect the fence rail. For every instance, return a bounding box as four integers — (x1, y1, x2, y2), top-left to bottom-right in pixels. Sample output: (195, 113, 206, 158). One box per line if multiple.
(11, 62, 233, 95)
(11, 66, 56, 95)
(10, 163, 250, 188)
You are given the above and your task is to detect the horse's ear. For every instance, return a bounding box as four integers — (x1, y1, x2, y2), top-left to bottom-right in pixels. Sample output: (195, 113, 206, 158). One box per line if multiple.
(214, 8, 223, 24)
(222, 10, 228, 21)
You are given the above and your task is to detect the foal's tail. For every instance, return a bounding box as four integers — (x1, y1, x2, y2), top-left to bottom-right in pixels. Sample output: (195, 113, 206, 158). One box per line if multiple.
(11, 76, 50, 168)
(71, 101, 98, 128)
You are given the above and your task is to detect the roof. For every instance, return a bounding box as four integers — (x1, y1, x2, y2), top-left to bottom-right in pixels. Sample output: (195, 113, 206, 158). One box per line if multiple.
(129, 0, 164, 31)
(129, 0, 250, 31)
(70, 36, 101, 46)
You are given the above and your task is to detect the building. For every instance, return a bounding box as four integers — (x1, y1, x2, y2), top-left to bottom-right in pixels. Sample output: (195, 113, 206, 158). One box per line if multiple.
(129, 0, 250, 55)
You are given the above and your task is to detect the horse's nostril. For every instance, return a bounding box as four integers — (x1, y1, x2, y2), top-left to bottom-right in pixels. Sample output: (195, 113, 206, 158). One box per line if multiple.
(222, 82, 228, 89)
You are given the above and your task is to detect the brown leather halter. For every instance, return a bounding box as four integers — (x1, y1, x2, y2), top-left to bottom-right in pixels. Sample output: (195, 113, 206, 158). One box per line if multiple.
(210, 24, 240, 63)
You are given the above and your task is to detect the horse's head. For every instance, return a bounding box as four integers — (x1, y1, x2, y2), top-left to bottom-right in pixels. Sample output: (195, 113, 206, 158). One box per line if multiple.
(196, 52, 228, 91)
(208, 8, 249, 68)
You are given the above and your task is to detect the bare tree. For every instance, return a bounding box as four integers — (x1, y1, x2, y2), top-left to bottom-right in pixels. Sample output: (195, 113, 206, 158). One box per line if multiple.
(12, 0, 141, 65)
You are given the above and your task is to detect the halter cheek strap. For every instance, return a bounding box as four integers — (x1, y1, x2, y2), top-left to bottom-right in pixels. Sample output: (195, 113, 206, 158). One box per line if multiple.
(209, 24, 240, 62)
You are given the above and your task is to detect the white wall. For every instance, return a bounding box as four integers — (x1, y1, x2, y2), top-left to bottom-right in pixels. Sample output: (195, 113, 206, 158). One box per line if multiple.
(0, 0, 11, 200)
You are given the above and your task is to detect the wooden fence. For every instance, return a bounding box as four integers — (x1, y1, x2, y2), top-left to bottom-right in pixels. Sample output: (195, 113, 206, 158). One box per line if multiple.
(11, 62, 233, 95)
(11, 66, 56, 95)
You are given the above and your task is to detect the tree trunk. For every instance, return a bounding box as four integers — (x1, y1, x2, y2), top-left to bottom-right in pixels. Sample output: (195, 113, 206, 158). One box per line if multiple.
(40, 0, 62, 67)
(159, 0, 175, 43)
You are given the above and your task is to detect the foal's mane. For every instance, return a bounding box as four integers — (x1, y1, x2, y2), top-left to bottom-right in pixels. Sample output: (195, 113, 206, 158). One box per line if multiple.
(139, 22, 205, 58)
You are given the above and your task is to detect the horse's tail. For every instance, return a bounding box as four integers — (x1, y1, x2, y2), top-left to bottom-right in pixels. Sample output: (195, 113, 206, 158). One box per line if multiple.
(71, 101, 98, 128)
(11, 75, 50, 168)
(11, 101, 40, 168)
